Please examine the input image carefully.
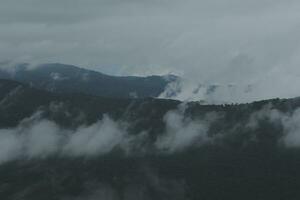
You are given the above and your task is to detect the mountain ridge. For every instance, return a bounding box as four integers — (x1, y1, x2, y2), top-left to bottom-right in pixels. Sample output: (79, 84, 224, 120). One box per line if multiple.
(0, 62, 178, 99)
(1, 79, 300, 200)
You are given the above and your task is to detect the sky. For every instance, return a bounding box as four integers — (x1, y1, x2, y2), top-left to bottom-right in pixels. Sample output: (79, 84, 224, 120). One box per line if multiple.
(1, 0, 300, 102)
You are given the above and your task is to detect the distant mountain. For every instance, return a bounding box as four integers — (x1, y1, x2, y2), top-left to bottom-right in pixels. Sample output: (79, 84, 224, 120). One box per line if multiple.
(0, 63, 177, 98)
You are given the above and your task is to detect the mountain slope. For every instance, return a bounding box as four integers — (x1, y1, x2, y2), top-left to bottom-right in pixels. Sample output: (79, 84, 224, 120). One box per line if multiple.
(0, 79, 180, 130)
(2, 79, 300, 200)
(0, 63, 177, 98)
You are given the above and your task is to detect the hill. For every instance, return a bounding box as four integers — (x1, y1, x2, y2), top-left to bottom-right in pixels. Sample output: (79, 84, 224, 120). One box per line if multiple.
(1, 79, 300, 200)
(0, 63, 177, 98)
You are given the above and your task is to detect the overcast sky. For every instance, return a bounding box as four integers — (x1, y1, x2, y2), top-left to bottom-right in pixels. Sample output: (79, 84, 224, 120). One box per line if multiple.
(1, 0, 300, 101)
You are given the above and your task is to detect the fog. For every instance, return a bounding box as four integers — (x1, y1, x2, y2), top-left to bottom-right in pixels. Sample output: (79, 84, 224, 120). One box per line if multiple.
(0, 113, 130, 163)
(246, 104, 300, 147)
(155, 104, 216, 152)
(2, 102, 300, 164)
(0, 104, 215, 163)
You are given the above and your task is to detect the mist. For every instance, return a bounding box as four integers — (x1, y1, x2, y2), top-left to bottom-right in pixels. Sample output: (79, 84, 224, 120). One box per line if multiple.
(246, 104, 300, 147)
(0, 113, 130, 164)
(0, 103, 216, 164)
(2, 101, 300, 165)
(155, 104, 217, 152)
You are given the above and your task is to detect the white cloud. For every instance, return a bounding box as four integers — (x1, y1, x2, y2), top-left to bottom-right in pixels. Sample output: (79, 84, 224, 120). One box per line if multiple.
(0, 129, 22, 163)
(155, 104, 216, 152)
(0, 103, 217, 163)
(281, 109, 300, 147)
(63, 115, 127, 156)
(24, 120, 63, 158)
(245, 104, 300, 148)
(0, 114, 130, 163)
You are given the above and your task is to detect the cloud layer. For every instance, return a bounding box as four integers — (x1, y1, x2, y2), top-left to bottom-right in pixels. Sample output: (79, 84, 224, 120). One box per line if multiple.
(0, 104, 216, 164)
(1, 0, 300, 101)
(2, 101, 300, 164)
(0, 113, 131, 163)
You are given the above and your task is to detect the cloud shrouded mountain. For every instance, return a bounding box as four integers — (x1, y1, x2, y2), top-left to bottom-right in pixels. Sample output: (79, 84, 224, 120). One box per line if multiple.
(2, 0, 300, 198)
(0, 63, 177, 99)
(1, 0, 300, 102)
(1, 62, 289, 104)
(2, 79, 300, 199)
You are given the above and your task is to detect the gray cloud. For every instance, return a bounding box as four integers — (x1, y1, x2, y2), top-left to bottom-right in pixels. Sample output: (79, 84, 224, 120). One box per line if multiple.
(246, 104, 300, 147)
(155, 103, 216, 152)
(157, 102, 300, 151)
(2, 101, 300, 164)
(1, 0, 300, 102)
(63, 115, 129, 156)
(0, 113, 132, 163)
(0, 103, 216, 164)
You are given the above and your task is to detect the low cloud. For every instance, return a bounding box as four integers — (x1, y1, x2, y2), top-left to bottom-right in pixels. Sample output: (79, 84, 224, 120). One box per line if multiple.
(0, 113, 134, 164)
(0, 103, 217, 164)
(155, 104, 216, 152)
(245, 104, 300, 147)
(63, 115, 128, 156)
(156, 102, 300, 151)
(281, 109, 300, 147)
(160, 71, 300, 104)
(2, 102, 300, 165)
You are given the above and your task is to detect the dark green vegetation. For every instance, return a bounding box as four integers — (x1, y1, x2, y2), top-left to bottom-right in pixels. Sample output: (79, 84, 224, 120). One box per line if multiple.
(1, 79, 300, 200)
(0, 79, 179, 131)
(2, 149, 300, 200)
(0, 63, 176, 98)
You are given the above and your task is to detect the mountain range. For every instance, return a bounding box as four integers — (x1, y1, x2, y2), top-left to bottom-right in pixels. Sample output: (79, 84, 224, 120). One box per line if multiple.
(0, 63, 177, 99)
(1, 77, 300, 199)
